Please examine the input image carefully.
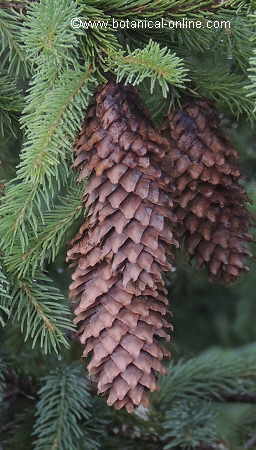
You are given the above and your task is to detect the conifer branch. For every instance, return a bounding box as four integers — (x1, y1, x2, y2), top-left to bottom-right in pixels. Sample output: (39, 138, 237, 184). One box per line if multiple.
(189, 60, 255, 118)
(83, 0, 233, 19)
(246, 13, 256, 109)
(108, 39, 188, 97)
(79, 4, 121, 82)
(156, 345, 256, 410)
(0, 67, 96, 252)
(177, 12, 253, 72)
(138, 78, 180, 123)
(0, 359, 6, 403)
(33, 365, 93, 450)
(220, 13, 254, 72)
(4, 179, 84, 278)
(0, 73, 24, 136)
(10, 273, 74, 354)
(163, 399, 218, 449)
(247, 50, 256, 110)
(0, 264, 11, 327)
(19, 69, 95, 186)
(21, 0, 80, 73)
(0, 0, 95, 253)
(0, 7, 28, 78)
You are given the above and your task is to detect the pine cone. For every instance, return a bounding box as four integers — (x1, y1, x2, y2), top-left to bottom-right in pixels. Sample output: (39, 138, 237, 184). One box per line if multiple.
(67, 82, 178, 412)
(164, 100, 253, 283)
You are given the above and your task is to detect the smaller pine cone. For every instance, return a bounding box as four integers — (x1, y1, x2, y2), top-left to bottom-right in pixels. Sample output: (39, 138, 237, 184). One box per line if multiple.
(164, 100, 253, 283)
(67, 83, 178, 412)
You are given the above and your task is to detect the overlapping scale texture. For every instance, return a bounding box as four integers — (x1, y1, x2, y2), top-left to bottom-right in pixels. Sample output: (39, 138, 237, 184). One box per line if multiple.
(67, 82, 178, 412)
(165, 100, 253, 283)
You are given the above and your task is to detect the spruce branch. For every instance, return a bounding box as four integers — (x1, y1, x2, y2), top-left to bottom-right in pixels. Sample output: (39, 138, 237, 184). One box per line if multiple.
(0, 0, 97, 253)
(163, 399, 218, 449)
(4, 179, 84, 278)
(9, 273, 74, 354)
(173, 12, 254, 72)
(108, 39, 188, 97)
(0, 67, 96, 252)
(0, 73, 24, 136)
(246, 13, 256, 109)
(0, 6, 28, 78)
(79, 3, 121, 82)
(189, 59, 255, 118)
(218, 12, 254, 72)
(156, 344, 256, 410)
(247, 49, 256, 110)
(33, 365, 93, 450)
(19, 68, 95, 186)
(0, 264, 11, 327)
(21, 0, 80, 72)
(138, 77, 180, 124)
(0, 358, 6, 403)
(82, 0, 233, 18)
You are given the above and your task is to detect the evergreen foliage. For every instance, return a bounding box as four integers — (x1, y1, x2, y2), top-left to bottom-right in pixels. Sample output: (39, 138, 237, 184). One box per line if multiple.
(81, 0, 239, 18)
(0, 6, 28, 78)
(163, 399, 218, 449)
(189, 61, 254, 118)
(4, 178, 84, 278)
(9, 273, 74, 353)
(33, 365, 96, 450)
(0, 358, 6, 402)
(0, 264, 10, 326)
(157, 345, 256, 409)
(108, 39, 188, 97)
(0, 73, 24, 136)
(0, 66, 96, 252)
(247, 12, 256, 109)
(0, 0, 255, 447)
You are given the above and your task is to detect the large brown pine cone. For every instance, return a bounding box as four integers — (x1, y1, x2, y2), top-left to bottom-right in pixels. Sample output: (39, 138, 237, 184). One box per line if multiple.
(67, 82, 178, 412)
(164, 100, 253, 283)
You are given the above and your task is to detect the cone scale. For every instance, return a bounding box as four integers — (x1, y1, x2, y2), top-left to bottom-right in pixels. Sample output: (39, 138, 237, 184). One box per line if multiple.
(67, 83, 178, 412)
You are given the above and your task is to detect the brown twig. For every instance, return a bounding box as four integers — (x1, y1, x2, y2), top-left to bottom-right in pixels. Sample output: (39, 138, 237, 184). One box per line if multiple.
(0, 2, 24, 6)
(218, 392, 256, 404)
(0, 1, 36, 9)
(245, 433, 256, 449)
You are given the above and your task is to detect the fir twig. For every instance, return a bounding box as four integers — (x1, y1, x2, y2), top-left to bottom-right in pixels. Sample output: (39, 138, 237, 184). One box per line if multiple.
(0, 67, 96, 252)
(0, 73, 24, 136)
(21, 0, 80, 73)
(163, 399, 217, 449)
(4, 179, 84, 278)
(189, 59, 255, 119)
(0, 359, 6, 403)
(9, 273, 74, 354)
(156, 344, 256, 410)
(83, 0, 234, 18)
(0, 7, 28, 78)
(33, 365, 93, 450)
(0, 264, 11, 327)
(108, 39, 188, 97)
(246, 13, 256, 109)
(79, 3, 121, 82)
